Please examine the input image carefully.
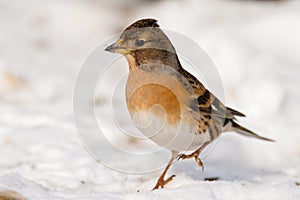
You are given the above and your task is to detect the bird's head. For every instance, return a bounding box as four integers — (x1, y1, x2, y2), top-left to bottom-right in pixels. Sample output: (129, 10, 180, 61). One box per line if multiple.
(105, 19, 181, 69)
(105, 18, 174, 55)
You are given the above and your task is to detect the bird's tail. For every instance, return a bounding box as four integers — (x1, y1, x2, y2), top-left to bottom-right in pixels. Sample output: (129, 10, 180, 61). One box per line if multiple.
(228, 120, 275, 142)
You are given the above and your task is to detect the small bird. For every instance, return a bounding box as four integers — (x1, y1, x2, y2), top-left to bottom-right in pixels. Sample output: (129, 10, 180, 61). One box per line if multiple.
(105, 18, 274, 190)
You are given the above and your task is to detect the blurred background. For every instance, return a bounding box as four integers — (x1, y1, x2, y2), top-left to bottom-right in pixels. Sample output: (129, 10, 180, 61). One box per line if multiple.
(0, 0, 299, 199)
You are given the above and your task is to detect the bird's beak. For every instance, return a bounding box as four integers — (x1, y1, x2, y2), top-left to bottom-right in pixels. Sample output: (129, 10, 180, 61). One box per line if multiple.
(105, 38, 129, 54)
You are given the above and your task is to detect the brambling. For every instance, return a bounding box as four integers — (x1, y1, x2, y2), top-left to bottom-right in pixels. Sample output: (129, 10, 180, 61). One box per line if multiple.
(105, 18, 274, 190)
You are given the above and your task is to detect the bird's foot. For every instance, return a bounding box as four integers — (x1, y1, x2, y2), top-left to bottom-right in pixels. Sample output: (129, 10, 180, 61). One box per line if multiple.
(152, 174, 176, 190)
(195, 156, 204, 171)
(177, 152, 204, 171)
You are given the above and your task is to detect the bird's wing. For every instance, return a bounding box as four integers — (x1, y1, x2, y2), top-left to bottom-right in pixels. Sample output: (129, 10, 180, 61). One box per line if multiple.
(178, 68, 274, 142)
(178, 68, 245, 120)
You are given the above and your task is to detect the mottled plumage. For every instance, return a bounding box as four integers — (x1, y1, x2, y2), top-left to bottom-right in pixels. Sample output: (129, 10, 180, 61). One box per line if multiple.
(105, 18, 274, 190)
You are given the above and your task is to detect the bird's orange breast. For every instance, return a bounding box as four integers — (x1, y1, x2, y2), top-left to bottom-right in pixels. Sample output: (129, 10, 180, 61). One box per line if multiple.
(127, 83, 181, 124)
(126, 69, 192, 125)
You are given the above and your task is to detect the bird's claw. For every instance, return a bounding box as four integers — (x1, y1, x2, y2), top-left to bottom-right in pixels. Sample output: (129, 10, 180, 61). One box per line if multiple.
(177, 153, 204, 171)
(176, 153, 193, 161)
(152, 174, 176, 190)
(195, 157, 204, 171)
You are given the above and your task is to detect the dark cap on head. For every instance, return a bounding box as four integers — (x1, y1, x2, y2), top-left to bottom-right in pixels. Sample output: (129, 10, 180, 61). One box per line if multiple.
(125, 18, 159, 31)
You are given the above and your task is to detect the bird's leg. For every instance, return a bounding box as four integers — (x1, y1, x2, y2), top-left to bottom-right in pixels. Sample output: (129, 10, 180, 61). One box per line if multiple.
(177, 142, 210, 171)
(152, 151, 178, 190)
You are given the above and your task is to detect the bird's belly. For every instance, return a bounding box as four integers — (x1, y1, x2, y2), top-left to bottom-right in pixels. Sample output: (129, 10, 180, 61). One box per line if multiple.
(129, 109, 211, 151)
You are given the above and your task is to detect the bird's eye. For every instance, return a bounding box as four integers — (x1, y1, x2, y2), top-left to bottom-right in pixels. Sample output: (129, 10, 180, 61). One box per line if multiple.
(135, 39, 145, 46)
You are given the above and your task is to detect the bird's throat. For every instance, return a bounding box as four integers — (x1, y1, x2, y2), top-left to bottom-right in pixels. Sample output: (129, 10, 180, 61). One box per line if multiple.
(125, 49, 182, 71)
(125, 54, 137, 70)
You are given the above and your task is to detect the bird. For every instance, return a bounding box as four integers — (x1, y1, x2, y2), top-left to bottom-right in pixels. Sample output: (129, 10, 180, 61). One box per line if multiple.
(105, 18, 274, 190)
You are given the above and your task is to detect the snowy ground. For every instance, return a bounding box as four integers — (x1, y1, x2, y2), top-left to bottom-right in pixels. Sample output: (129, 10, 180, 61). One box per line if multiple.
(0, 0, 300, 199)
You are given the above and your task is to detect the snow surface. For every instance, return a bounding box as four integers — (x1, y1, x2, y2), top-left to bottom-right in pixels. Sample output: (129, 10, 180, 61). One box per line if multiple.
(0, 0, 300, 199)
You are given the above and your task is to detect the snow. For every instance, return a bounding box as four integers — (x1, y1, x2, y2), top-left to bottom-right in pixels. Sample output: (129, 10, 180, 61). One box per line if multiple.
(0, 0, 300, 199)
